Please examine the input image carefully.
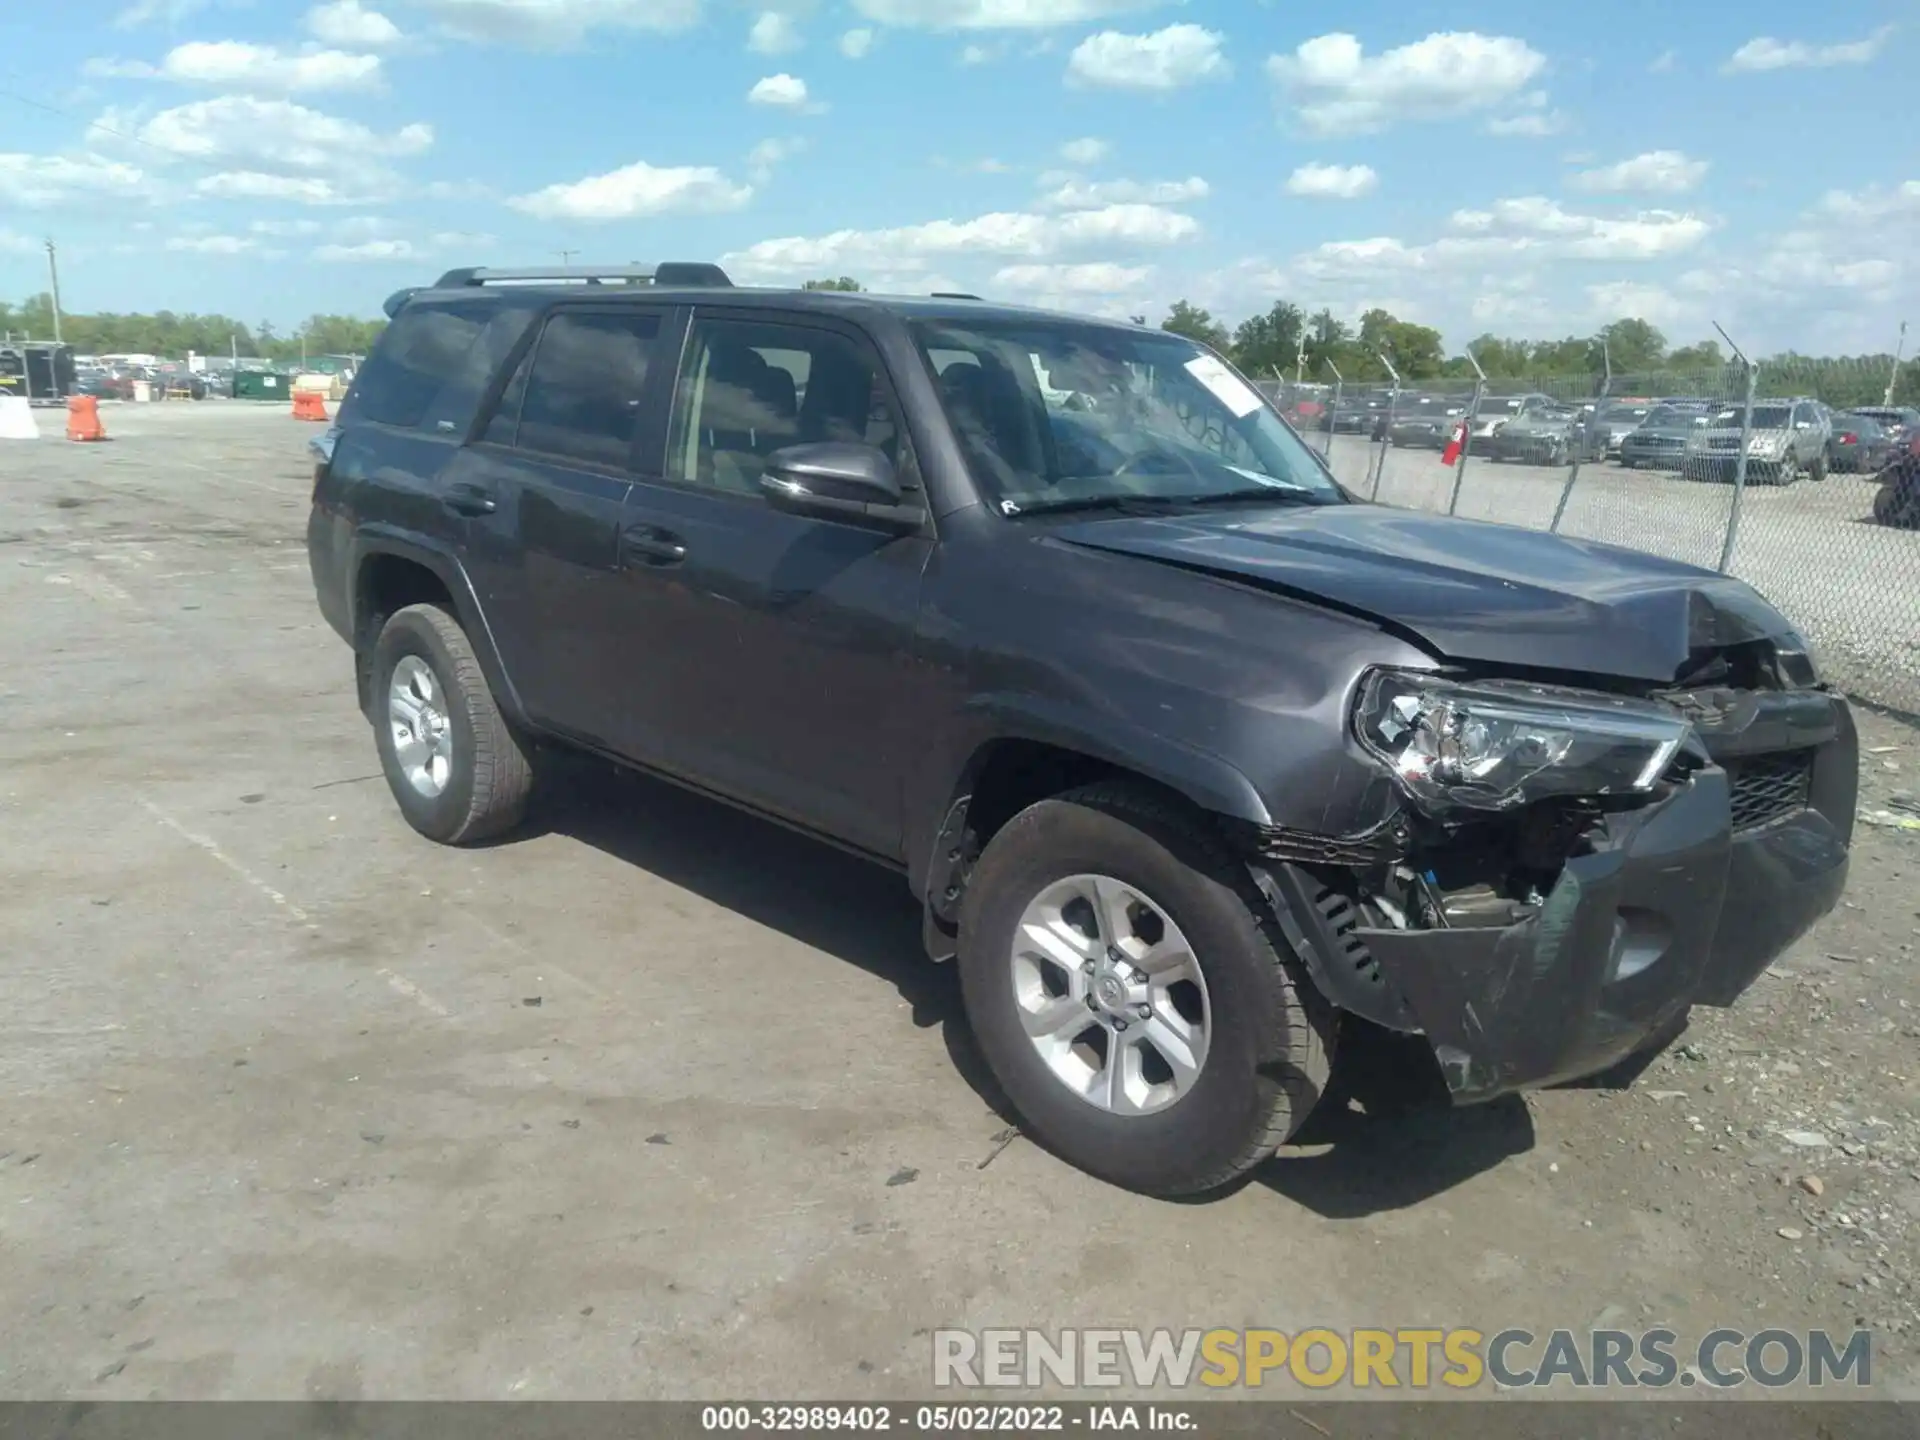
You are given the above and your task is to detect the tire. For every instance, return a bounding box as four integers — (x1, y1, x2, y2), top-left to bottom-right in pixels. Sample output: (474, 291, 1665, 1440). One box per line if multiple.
(956, 782, 1334, 1197)
(1810, 452, 1829, 482)
(369, 602, 533, 845)
(1877, 480, 1920, 529)
(1619, 457, 1636, 470)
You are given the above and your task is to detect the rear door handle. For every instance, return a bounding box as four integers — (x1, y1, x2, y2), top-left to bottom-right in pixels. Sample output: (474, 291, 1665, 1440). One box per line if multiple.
(621, 525, 686, 567)
(444, 482, 497, 517)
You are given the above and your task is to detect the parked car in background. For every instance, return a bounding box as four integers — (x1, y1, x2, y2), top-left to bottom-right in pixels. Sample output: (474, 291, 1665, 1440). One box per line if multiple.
(1387, 394, 1471, 449)
(1586, 400, 1656, 460)
(1828, 413, 1900, 474)
(1328, 390, 1393, 435)
(1485, 401, 1595, 466)
(1468, 393, 1552, 443)
(1850, 405, 1920, 447)
(1619, 404, 1711, 471)
(1873, 446, 1920, 528)
(1685, 399, 1831, 484)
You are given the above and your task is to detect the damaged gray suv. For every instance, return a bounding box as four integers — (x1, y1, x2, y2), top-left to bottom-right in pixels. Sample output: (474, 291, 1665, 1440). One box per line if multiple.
(309, 265, 1857, 1197)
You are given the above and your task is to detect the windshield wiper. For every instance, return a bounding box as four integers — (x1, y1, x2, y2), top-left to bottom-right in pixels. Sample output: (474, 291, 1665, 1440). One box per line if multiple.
(1007, 485, 1324, 518)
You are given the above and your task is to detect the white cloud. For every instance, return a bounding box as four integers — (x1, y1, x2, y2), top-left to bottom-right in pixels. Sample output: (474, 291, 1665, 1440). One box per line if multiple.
(1267, 31, 1547, 136)
(314, 238, 417, 261)
(85, 40, 384, 92)
(412, 0, 701, 44)
(748, 11, 801, 52)
(1485, 107, 1568, 137)
(0, 230, 37, 255)
(1816, 180, 1920, 222)
(1039, 174, 1208, 208)
(720, 201, 1200, 281)
(1568, 150, 1708, 196)
(1285, 162, 1377, 199)
(1724, 26, 1894, 73)
(1649, 49, 1676, 73)
(508, 160, 753, 219)
(312, 230, 493, 262)
(1066, 24, 1226, 91)
(850, 0, 1158, 31)
(196, 171, 360, 203)
(748, 72, 811, 107)
(993, 261, 1152, 291)
(746, 136, 807, 183)
(92, 96, 432, 173)
(838, 26, 874, 56)
(250, 218, 323, 236)
(165, 233, 255, 254)
(113, 0, 217, 25)
(306, 0, 402, 47)
(1446, 196, 1712, 259)
(0, 152, 152, 208)
(1059, 136, 1108, 165)
(957, 42, 998, 64)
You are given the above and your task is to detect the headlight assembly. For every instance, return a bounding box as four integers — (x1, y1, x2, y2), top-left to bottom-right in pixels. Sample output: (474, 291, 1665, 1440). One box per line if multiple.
(1355, 671, 1692, 814)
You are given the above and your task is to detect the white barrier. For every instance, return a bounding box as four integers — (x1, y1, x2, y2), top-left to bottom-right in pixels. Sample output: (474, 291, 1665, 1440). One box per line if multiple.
(0, 396, 41, 440)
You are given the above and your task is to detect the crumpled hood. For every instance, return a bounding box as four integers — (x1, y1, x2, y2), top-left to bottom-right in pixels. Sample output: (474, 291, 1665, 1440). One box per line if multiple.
(1049, 504, 1796, 682)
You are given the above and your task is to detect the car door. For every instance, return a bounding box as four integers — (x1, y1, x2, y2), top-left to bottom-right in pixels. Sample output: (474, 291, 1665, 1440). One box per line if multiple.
(609, 309, 934, 860)
(453, 304, 676, 749)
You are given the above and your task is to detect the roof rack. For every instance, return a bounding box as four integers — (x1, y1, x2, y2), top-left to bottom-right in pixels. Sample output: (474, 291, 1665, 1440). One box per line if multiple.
(930, 291, 982, 300)
(430, 262, 734, 290)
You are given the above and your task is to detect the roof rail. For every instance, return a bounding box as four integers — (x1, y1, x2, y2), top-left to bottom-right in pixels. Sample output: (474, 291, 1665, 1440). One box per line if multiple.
(930, 291, 982, 300)
(430, 262, 733, 290)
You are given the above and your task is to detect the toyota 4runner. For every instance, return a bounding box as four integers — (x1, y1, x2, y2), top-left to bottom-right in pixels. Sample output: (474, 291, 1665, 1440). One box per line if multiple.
(308, 263, 1856, 1197)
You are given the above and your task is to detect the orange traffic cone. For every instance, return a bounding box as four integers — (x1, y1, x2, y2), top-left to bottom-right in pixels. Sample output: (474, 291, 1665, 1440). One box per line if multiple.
(66, 394, 107, 442)
(1440, 419, 1467, 467)
(292, 388, 329, 422)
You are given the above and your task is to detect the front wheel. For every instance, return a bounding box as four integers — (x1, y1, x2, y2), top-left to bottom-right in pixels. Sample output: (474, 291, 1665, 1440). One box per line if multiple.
(956, 783, 1333, 1197)
(1810, 453, 1829, 482)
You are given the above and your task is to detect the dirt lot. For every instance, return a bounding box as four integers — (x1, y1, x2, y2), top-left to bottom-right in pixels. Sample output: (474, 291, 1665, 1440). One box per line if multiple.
(2, 403, 1918, 1403)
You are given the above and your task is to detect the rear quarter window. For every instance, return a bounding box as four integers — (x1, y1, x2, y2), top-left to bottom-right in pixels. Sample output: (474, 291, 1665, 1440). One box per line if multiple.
(343, 300, 531, 435)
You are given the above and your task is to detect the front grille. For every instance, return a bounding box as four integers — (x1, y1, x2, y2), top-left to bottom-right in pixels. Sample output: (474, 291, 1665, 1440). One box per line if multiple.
(1726, 750, 1814, 831)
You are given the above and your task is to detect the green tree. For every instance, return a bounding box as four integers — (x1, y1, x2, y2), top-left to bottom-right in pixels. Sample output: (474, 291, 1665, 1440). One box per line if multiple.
(1356, 308, 1445, 380)
(1228, 300, 1305, 380)
(1159, 300, 1229, 352)
(802, 277, 864, 291)
(1596, 317, 1667, 374)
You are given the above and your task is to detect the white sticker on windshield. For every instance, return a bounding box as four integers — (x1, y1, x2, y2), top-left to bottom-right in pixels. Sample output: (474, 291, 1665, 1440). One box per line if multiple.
(1183, 354, 1263, 419)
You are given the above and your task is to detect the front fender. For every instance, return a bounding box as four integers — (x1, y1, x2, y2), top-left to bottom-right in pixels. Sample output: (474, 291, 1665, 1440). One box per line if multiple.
(905, 690, 1272, 905)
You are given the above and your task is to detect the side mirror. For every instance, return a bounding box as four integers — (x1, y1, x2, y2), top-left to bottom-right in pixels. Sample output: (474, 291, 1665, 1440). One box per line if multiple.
(760, 441, 917, 526)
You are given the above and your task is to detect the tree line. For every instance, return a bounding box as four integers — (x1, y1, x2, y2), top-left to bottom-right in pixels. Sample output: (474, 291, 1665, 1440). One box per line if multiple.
(1, 293, 385, 363)
(6, 280, 1911, 408)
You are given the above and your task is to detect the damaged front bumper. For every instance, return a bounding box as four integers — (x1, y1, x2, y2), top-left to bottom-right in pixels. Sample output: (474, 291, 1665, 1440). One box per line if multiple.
(1261, 690, 1857, 1104)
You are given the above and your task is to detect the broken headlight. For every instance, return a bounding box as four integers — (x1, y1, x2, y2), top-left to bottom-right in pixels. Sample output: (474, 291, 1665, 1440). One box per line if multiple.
(1355, 671, 1692, 814)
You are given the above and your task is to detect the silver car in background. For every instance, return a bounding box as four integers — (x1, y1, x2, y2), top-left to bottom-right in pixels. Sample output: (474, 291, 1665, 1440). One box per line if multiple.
(1684, 398, 1832, 485)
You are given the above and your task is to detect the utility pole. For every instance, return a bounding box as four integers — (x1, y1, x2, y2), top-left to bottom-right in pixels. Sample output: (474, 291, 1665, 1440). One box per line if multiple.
(45, 239, 63, 344)
(556, 249, 578, 266)
(1886, 321, 1908, 406)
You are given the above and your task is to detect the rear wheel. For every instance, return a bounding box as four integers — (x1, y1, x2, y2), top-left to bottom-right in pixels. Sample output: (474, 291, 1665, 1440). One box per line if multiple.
(956, 783, 1333, 1197)
(1810, 452, 1829, 482)
(370, 603, 533, 845)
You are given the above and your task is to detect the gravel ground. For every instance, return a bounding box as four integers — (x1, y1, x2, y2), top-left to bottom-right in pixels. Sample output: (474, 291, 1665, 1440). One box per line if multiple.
(0, 402, 1916, 1408)
(1322, 435, 1920, 717)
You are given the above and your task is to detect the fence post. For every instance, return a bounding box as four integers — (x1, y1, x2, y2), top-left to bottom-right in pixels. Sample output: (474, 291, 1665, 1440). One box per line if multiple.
(1718, 355, 1760, 574)
(1321, 359, 1342, 461)
(1551, 341, 1612, 533)
(1446, 346, 1488, 516)
(1367, 350, 1402, 500)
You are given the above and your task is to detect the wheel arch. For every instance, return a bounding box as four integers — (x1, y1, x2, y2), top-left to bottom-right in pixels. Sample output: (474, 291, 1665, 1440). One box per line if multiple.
(348, 528, 529, 727)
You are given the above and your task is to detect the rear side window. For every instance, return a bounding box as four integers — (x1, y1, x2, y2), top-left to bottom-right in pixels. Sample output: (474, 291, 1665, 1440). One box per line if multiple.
(511, 310, 663, 469)
(346, 301, 497, 431)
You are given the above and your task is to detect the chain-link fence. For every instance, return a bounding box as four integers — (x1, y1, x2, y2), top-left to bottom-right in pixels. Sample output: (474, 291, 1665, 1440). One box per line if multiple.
(1262, 359, 1920, 713)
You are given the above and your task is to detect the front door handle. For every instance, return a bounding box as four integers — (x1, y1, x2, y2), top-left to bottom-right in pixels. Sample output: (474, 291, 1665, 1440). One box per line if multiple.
(444, 482, 497, 517)
(621, 525, 687, 567)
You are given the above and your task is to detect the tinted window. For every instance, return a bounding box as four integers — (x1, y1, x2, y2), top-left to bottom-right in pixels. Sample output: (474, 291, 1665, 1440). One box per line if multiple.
(347, 301, 495, 430)
(667, 318, 905, 497)
(482, 344, 533, 447)
(514, 310, 663, 469)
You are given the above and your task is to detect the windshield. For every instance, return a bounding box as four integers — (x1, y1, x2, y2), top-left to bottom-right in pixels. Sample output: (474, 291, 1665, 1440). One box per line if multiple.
(1641, 406, 1693, 426)
(911, 319, 1345, 513)
(1712, 405, 1791, 429)
(1598, 404, 1651, 423)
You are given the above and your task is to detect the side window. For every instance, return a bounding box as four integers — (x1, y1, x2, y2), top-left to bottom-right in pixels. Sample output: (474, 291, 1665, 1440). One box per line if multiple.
(513, 310, 663, 469)
(482, 344, 532, 447)
(346, 301, 495, 430)
(666, 318, 906, 497)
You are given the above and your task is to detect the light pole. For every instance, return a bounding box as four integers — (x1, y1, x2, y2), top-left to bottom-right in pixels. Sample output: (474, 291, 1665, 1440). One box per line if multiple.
(556, 249, 578, 267)
(45, 239, 63, 344)
(1886, 321, 1908, 406)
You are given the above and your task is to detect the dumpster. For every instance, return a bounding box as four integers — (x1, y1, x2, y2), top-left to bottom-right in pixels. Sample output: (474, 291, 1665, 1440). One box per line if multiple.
(231, 370, 290, 401)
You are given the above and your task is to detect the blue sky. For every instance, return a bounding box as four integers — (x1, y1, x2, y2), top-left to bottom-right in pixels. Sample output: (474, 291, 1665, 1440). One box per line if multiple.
(0, 0, 1913, 355)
